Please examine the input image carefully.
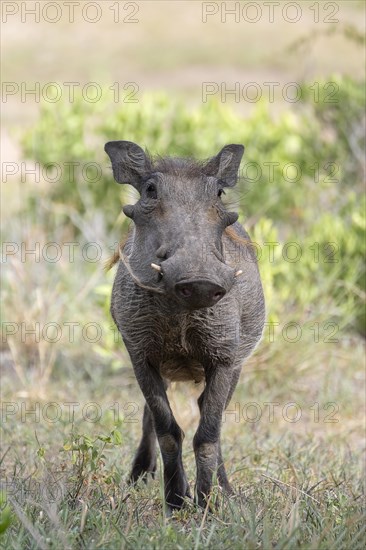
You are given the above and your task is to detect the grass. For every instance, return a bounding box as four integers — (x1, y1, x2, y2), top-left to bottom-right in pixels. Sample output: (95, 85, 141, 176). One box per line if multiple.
(1, 310, 365, 548)
(1, 413, 365, 549)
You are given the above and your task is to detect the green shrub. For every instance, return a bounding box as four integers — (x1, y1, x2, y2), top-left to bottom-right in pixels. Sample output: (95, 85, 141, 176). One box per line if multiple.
(19, 78, 365, 336)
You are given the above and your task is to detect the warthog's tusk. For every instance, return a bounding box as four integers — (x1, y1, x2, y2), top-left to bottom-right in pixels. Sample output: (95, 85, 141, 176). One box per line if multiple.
(234, 270, 243, 277)
(151, 263, 162, 273)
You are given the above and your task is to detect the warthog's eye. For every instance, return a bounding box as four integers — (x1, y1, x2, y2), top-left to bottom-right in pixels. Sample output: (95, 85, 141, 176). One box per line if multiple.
(217, 189, 225, 198)
(146, 183, 157, 199)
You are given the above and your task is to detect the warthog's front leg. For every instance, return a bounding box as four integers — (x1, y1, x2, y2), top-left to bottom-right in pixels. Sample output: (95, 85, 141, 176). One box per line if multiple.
(133, 361, 190, 510)
(194, 367, 238, 507)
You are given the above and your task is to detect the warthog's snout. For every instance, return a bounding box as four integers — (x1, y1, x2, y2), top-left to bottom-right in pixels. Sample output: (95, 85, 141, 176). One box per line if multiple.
(175, 279, 226, 308)
(160, 248, 234, 309)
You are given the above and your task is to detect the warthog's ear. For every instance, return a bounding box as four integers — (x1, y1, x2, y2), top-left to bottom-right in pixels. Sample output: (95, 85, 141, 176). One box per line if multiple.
(204, 144, 244, 187)
(104, 141, 151, 191)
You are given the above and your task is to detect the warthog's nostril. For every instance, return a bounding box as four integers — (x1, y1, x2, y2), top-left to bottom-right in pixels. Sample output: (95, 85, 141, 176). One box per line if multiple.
(178, 286, 192, 297)
(175, 280, 226, 308)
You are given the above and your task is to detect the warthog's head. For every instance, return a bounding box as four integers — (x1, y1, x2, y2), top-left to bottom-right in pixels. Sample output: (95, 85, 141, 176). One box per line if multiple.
(105, 141, 244, 310)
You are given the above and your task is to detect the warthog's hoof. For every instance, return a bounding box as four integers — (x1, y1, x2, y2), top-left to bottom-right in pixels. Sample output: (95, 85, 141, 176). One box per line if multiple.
(129, 459, 157, 485)
(165, 479, 191, 511)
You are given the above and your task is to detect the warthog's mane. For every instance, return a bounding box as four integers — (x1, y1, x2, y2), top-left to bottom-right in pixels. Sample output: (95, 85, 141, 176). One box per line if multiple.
(150, 156, 208, 179)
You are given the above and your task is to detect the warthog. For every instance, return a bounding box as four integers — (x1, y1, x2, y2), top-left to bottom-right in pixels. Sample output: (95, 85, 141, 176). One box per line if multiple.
(104, 140, 265, 511)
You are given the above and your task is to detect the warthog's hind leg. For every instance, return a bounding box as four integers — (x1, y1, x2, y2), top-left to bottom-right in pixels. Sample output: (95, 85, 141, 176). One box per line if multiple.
(129, 403, 157, 483)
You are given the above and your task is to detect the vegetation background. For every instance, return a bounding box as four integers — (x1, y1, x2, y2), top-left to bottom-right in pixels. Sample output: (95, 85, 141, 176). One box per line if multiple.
(1, 1, 365, 548)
